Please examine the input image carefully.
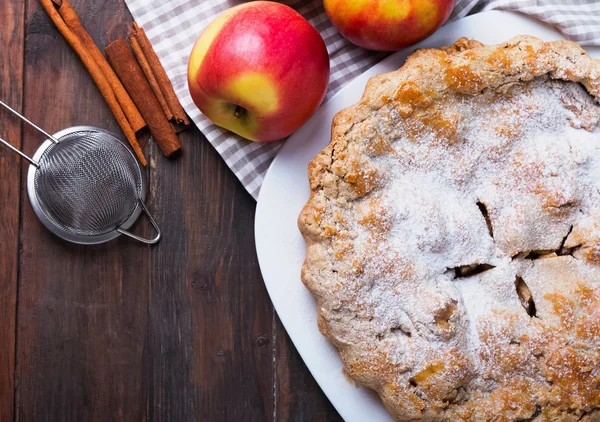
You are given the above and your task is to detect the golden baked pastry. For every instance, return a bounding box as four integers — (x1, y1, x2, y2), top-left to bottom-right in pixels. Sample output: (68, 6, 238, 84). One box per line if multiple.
(298, 36, 600, 421)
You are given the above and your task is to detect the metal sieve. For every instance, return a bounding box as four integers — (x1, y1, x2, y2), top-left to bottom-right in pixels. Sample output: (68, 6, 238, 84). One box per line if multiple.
(0, 100, 160, 245)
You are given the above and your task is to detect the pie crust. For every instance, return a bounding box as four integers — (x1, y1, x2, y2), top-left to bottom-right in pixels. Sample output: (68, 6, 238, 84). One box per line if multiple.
(298, 36, 600, 421)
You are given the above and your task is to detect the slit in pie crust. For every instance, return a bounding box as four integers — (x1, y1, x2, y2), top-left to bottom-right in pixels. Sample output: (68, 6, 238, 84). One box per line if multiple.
(298, 36, 600, 421)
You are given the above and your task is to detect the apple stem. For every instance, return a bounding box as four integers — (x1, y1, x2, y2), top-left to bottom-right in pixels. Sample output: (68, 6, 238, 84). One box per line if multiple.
(234, 105, 243, 119)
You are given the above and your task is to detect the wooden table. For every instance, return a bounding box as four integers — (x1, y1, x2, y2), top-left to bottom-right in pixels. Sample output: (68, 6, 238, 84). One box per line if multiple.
(0, 0, 342, 420)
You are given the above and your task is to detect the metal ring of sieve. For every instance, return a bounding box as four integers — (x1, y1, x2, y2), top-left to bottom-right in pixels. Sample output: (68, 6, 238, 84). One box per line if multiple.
(26, 126, 154, 245)
(0, 98, 160, 245)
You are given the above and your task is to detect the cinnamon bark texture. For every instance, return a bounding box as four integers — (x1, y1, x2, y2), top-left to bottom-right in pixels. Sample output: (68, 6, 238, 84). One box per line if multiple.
(55, 0, 146, 133)
(129, 23, 190, 126)
(39, 0, 147, 165)
(106, 39, 182, 157)
(129, 36, 173, 121)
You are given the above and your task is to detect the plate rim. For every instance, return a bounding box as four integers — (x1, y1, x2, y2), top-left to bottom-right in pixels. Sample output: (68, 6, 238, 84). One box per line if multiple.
(254, 11, 595, 421)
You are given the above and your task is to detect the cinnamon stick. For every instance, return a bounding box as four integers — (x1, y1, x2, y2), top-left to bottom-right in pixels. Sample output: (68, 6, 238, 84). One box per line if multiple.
(128, 35, 173, 121)
(39, 0, 147, 165)
(105, 39, 181, 157)
(56, 0, 146, 133)
(130, 23, 190, 126)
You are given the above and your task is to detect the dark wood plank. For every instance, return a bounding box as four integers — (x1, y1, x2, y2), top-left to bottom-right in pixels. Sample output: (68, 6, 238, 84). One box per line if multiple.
(0, 1, 25, 421)
(145, 123, 275, 421)
(14, 0, 343, 420)
(16, 0, 149, 420)
(274, 319, 343, 421)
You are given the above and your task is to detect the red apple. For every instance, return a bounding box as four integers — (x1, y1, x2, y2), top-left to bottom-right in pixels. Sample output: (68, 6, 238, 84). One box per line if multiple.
(324, 0, 455, 51)
(187, 1, 330, 142)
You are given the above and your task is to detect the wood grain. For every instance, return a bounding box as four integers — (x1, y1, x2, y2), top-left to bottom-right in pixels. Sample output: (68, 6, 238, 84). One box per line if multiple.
(16, 0, 149, 420)
(144, 124, 276, 420)
(0, 1, 24, 421)
(4, 0, 342, 420)
(275, 320, 342, 421)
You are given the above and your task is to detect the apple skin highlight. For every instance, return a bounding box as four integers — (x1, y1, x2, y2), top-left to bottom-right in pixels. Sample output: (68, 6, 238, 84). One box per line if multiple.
(324, 0, 455, 51)
(188, 1, 330, 142)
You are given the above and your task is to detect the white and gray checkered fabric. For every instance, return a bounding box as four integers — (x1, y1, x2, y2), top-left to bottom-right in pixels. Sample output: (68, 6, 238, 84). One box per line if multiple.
(124, 0, 600, 199)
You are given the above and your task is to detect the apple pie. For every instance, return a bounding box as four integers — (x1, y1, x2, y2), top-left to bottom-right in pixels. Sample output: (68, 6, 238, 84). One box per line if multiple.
(298, 36, 600, 421)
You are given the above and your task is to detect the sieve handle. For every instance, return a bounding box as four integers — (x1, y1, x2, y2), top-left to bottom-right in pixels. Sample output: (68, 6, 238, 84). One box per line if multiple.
(0, 136, 40, 167)
(117, 200, 161, 245)
(0, 100, 60, 144)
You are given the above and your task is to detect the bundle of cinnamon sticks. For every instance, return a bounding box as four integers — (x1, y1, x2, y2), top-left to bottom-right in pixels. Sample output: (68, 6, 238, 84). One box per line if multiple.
(39, 0, 189, 165)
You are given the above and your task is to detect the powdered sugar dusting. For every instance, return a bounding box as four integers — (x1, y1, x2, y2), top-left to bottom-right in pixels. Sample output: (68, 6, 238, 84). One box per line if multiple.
(300, 37, 600, 419)
(319, 78, 600, 412)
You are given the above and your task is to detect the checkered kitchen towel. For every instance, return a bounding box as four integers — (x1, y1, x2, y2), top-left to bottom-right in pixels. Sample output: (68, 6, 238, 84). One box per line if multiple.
(124, 0, 600, 199)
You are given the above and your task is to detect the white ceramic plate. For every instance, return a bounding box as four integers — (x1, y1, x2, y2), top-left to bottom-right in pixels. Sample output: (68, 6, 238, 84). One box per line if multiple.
(255, 11, 600, 421)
